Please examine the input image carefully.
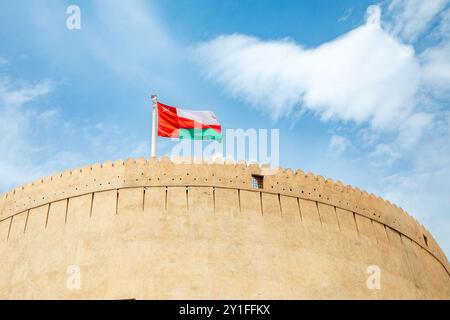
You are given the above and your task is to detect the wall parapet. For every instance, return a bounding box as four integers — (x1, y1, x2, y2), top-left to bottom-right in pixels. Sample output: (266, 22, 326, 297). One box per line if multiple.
(0, 156, 448, 274)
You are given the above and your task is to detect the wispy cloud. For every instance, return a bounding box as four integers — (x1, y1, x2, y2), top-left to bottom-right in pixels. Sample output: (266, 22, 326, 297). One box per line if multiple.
(378, 111, 450, 254)
(0, 56, 8, 66)
(0, 74, 55, 188)
(194, 2, 450, 255)
(195, 6, 421, 131)
(386, 0, 449, 42)
(328, 135, 352, 155)
(0, 66, 147, 191)
(338, 7, 353, 23)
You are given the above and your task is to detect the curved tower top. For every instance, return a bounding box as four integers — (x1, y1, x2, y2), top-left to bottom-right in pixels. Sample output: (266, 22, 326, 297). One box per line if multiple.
(0, 157, 449, 299)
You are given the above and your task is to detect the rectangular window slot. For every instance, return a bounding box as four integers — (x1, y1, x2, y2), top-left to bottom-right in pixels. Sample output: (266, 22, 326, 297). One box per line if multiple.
(251, 175, 264, 189)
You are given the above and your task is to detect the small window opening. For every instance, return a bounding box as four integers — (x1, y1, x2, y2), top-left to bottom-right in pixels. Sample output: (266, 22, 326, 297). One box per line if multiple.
(251, 175, 264, 189)
(423, 235, 428, 246)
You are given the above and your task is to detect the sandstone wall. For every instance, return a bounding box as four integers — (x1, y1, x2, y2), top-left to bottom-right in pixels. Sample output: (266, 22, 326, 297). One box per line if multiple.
(0, 157, 449, 299)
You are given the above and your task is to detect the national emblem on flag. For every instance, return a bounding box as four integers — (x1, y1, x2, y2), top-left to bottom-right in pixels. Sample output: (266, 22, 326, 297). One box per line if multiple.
(157, 102, 222, 141)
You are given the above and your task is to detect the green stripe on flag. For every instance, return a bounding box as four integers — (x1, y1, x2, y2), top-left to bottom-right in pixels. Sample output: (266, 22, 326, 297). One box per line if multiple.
(179, 128, 222, 142)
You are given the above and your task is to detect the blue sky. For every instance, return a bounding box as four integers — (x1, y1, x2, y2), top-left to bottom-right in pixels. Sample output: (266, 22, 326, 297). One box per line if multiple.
(1, 0, 449, 255)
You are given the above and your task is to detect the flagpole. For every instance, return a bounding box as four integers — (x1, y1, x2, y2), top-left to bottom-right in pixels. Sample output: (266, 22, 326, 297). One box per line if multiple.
(151, 94, 158, 158)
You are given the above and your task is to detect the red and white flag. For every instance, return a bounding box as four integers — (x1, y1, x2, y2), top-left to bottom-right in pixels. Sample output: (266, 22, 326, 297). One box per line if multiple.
(157, 102, 222, 141)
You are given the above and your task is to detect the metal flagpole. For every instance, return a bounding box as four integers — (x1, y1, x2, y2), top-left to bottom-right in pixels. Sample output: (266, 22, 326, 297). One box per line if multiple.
(151, 94, 158, 158)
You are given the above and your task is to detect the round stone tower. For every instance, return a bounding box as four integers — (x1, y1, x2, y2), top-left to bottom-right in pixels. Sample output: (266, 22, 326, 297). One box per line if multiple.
(0, 157, 449, 299)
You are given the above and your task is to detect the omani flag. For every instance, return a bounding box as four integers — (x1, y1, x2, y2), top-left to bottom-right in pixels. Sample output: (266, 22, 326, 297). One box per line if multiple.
(157, 102, 222, 141)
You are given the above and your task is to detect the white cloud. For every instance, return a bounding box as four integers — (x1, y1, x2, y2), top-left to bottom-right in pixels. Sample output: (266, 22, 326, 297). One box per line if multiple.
(0, 76, 55, 188)
(428, 7, 450, 42)
(415, 6, 450, 95)
(0, 79, 52, 107)
(22, 0, 178, 83)
(370, 143, 402, 167)
(386, 0, 449, 42)
(338, 7, 353, 23)
(396, 112, 433, 147)
(195, 6, 421, 130)
(0, 56, 7, 66)
(328, 135, 352, 155)
(86, 0, 177, 80)
(342, 112, 432, 167)
(421, 43, 450, 91)
(0, 69, 147, 191)
(195, 2, 450, 256)
(378, 111, 450, 254)
(0, 0, 206, 193)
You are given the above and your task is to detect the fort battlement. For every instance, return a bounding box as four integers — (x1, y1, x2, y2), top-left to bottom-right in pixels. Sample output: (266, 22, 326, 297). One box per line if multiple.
(0, 157, 449, 299)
